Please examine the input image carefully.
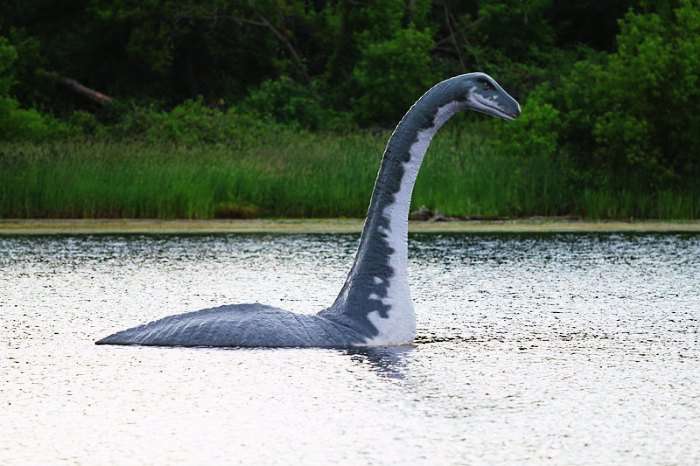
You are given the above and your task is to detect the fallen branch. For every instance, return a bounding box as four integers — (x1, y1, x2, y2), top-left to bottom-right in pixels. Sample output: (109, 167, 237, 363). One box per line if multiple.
(40, 70, 113, 106)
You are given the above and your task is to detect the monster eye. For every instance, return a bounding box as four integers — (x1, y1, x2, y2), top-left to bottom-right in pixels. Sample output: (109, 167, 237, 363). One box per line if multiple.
(482, 81, 494, 91)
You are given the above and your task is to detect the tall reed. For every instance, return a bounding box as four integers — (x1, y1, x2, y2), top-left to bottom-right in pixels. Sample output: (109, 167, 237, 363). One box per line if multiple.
(1, 127, 697, 219)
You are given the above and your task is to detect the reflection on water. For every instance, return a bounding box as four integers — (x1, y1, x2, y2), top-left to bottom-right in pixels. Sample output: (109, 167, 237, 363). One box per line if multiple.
(1, 233, 699, 466)
(346, 346, 414, 379)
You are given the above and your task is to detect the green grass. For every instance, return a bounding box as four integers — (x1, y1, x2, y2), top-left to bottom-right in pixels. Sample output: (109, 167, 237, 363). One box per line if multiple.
(0, 126, 698, 219)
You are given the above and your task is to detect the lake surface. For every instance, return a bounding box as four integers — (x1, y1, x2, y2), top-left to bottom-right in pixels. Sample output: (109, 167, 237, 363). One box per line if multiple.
(1, 233, 699, 466)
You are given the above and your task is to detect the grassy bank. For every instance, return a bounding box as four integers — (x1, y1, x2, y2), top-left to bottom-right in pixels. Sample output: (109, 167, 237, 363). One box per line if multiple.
(1, 127, 698, 219)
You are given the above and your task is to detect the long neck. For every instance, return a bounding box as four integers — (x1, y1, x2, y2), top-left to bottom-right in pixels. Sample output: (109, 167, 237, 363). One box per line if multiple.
(353, 91, 464, 283)
(323, 79, 466, 343)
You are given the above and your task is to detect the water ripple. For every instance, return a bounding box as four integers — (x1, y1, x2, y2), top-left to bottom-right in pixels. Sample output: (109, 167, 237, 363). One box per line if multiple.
(1, 233, 699, 465)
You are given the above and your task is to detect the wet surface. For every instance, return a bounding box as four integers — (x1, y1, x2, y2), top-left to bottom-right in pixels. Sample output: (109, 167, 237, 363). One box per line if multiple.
(1, 233, 699, 465)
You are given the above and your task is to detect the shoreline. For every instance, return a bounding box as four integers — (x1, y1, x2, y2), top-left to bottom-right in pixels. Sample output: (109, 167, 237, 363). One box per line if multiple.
(1, 218, 700, 235)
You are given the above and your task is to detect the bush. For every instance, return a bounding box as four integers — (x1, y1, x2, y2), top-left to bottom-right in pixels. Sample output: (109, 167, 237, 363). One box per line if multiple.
(495, 87, 561, 159)
(242, 76, 355, 131)
(514, 1, 700, 187)
(67, 110, 101, 136)
(353, 27, 437, 125)
(147, 99, 234, 145)
(0, 36, 68, 141)
(0, 97, 62, 140)
(105, 98, 286, 146)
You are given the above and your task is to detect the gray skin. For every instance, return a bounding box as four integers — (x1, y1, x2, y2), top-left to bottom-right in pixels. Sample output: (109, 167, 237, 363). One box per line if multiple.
(96, 73, 520, 348)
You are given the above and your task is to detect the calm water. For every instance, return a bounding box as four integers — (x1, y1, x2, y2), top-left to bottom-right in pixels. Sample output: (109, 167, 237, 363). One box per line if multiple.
(1, 233, 699, 466)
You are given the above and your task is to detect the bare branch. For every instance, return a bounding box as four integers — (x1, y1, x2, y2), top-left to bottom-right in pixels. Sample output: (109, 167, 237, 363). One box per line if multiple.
(444, 2, 467, 71)
(254, 13, 311, 84)
(227, 12, 311, 84)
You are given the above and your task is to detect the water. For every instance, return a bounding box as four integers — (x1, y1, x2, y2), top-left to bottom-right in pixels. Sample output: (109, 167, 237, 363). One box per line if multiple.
(1, 233, 699, 466)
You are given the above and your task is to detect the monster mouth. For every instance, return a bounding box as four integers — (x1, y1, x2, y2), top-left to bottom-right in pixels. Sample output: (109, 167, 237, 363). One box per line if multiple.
(469, 93, 520, 121)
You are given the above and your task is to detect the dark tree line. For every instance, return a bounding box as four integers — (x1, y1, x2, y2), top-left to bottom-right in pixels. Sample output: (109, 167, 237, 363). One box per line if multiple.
(1, 0, 640, 121)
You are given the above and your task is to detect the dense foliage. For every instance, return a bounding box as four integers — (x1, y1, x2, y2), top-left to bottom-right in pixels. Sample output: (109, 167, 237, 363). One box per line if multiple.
(510, 0, 700, 188)
(0, 0, 699, 218)
(0, 37, 62, 140)
(0, 0, 642, 122)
